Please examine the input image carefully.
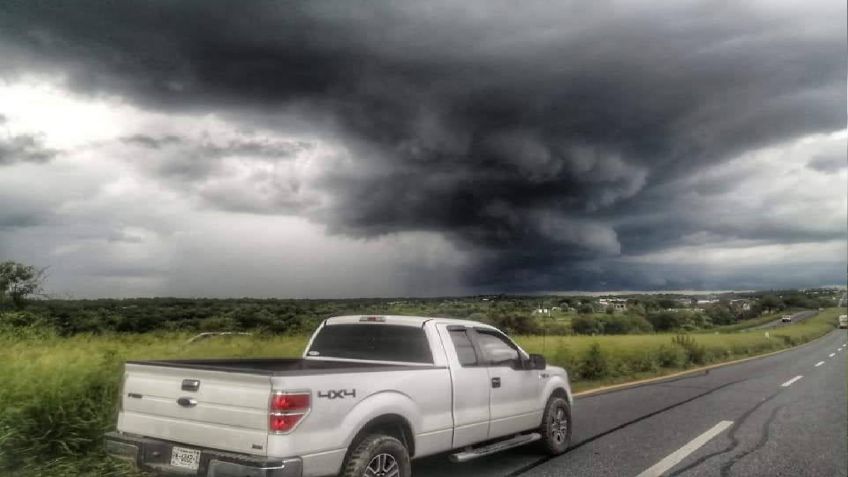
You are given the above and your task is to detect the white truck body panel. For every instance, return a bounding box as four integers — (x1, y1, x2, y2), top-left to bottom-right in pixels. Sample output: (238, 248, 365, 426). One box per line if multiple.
(264, 368, 453, 476)
(119, 365, 271, 455)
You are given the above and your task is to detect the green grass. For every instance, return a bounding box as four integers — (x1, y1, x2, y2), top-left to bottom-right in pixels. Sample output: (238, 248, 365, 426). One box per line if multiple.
(0, 308, 841, 476)
(0, 331, 308, 476)
(517, 308, 841, 391)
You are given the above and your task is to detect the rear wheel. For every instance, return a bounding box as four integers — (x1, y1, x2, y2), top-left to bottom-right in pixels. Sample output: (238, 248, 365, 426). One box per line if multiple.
(539, 395, 572, 455)
(341, 434, 411, 477)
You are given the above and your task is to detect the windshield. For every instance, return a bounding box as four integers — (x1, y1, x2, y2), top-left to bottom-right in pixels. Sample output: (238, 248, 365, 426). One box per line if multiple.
(307, 324, 433, 364)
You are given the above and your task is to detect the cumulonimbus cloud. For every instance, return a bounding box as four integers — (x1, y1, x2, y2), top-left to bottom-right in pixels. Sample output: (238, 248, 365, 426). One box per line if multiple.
(0, 0, 845, 289)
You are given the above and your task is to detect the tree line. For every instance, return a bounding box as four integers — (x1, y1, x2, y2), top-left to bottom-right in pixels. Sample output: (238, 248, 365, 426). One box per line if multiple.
(0, 260, 839, 336)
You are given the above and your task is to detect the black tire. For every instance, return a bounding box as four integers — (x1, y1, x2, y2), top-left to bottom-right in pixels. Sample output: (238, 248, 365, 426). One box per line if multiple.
(341, 434, 411, 477)
(539, 395, 572, 455)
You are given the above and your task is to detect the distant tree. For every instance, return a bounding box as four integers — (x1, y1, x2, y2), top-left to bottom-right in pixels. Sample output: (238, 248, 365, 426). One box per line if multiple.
(759, 295, 782, 313)
(646, 311, 685, 332)
(577, 304, 594, 314)
(572, 315, 604, 335)
(0, 261, 46, 309)
(706, 306, 734, 326)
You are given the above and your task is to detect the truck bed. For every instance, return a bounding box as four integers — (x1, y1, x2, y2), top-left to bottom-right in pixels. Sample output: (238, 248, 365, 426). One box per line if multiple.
(127, 357, 436, 376)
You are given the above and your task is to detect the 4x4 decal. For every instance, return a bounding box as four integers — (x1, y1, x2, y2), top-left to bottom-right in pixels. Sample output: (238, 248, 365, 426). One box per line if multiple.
(318, 389, 356, 399)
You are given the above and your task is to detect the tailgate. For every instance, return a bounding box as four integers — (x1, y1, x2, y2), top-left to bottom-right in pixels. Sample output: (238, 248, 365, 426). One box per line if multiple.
(118, 363, 271, 456)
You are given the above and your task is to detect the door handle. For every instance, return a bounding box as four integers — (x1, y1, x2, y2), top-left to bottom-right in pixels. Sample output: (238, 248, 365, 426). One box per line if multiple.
(491, 377, 501, 388)
(177, 397, 198, 408)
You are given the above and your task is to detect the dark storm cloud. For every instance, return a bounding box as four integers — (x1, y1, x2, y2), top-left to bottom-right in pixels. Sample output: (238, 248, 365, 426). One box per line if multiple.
(121, 134, 310, 160)
(0, 213, 41, 229)
(202, 138, 313, 160)
(0, 132, 58, 165)
(121, 134, 183, 149)
(807, 154, 847, 174)
(0, 0, 844, 289)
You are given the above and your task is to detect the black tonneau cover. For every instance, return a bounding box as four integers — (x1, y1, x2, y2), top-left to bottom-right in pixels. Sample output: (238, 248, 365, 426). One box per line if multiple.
(126, 358, 438, 376)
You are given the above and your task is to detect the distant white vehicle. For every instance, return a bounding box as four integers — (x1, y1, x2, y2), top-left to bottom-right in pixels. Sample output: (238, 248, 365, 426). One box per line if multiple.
(781, 314, 793, 323)
(839, 314, 847, 329)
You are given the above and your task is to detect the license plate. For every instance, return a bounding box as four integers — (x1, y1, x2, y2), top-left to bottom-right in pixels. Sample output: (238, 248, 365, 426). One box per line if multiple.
(170, 446, 201, 470)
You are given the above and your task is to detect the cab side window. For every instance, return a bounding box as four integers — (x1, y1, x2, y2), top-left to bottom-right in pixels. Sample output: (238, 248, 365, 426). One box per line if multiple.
(449, 329, 479, 366)
(475, 331, 520, 367)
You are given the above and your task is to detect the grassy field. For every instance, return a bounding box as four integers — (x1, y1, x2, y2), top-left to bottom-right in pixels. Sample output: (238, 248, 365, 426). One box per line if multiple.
(0, 308, 842, 476)
(518, 308, 840, 391)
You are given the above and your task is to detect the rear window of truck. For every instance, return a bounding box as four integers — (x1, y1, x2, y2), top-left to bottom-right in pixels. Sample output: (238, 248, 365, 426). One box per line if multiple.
(307, 324, 433, 363)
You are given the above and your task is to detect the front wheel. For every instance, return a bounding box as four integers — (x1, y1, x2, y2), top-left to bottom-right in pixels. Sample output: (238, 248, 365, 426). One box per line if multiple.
(341, 434, 411, 477)
(539, 395, 572, 455)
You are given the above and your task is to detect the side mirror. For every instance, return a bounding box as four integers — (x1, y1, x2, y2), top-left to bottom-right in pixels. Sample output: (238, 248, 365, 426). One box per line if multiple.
(529, 353, 546, 370)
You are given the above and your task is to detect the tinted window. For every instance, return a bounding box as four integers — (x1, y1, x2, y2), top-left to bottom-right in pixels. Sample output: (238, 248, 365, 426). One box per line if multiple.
(308, 324, 433, 363)
(475, 331, 519, 366)
(449, 329, 478, 366)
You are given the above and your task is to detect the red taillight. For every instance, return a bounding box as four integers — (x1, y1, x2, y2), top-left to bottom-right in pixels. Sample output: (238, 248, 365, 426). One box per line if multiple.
(269, 392, 310, 434)
(271, 393, 310, 412)
(269, 413, 304, 433)
(359, 316, 386, 322)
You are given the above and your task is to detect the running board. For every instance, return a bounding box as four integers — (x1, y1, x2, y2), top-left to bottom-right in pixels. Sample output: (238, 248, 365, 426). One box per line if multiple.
(449, 433, 541, 463)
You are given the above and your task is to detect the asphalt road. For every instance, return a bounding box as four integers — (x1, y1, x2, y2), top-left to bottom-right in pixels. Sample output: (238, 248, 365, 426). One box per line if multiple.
(750, 310, 818, 330)
(413, 329, 847, 477)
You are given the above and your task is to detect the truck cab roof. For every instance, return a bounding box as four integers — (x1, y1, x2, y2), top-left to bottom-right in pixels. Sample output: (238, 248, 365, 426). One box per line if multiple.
(323, 315, 496, 330)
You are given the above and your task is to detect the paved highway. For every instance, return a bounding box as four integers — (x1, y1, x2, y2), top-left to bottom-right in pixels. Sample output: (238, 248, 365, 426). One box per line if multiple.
(750, 310, 818, 330)
(414, 329, 847, 477)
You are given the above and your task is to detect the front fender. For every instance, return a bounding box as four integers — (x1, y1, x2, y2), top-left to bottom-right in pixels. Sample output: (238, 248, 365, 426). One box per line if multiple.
(539, 367, 573, 409)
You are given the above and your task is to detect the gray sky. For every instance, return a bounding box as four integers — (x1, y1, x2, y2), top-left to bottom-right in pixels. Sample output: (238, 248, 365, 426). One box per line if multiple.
(0, 1, 845, 298)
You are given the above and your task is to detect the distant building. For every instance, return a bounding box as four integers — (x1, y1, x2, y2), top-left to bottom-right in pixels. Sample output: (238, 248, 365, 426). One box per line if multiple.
(599, 298, 627, 311)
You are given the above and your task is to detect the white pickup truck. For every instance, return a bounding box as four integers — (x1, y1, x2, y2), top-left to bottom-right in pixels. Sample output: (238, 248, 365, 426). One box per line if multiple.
(105, 315, 573, 477)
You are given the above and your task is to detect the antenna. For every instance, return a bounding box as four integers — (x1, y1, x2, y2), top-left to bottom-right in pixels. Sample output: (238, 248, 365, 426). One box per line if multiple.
(541, 301, 547, 355)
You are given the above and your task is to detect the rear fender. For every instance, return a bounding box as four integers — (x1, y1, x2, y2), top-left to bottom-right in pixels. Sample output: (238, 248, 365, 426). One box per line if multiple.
(340, 390, 420, 451)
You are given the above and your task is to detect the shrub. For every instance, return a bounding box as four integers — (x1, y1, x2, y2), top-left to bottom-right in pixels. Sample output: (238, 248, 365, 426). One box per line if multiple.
(633, 352, 660, 373)
(199, 314, 240, 332)
(579, 343, 609, 379)
(672, 334, 706, 364)
(571, 314, 654, 335)
(647, 311, 685, 331)
(541, 321, 572, 336)
(656, 344, 687, 368)
(601, 314, 654, 335)
(483, 314, 540, 335)
(572, 315, 603, 335)
(552, 345, 579, 371)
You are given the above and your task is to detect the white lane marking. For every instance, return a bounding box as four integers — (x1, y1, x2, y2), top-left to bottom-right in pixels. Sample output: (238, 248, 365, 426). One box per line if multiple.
(829, 353, 836, 358)
(815, 361, 825, 367)
(636, 420, 734, 477)
(781, 375, 803, 387)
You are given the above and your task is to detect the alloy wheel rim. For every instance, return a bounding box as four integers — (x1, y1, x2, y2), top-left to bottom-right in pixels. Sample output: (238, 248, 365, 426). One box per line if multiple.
(550, 405, 568, 445)
(365, 452, 400, 477)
